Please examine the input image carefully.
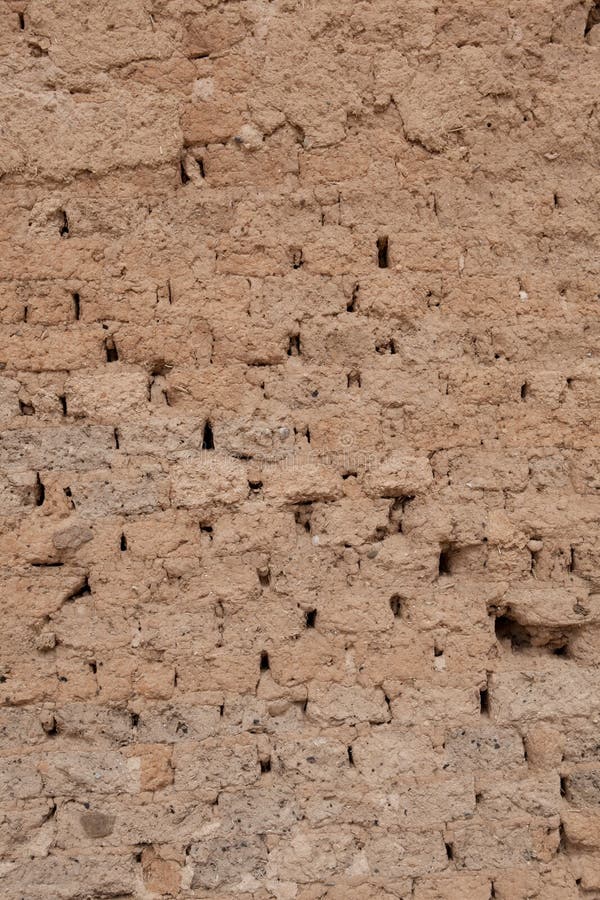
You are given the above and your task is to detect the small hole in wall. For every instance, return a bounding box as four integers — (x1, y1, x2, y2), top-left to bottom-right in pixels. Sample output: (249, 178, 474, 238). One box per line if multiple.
(72, 292, 81, 320)
(347, 283, 359, 312)
(376, 339, 396, 354)
(438, 547, 452, 576)
(89, 660, 97, 674)
(34, 473, 45, 506)
(520, 382, 528, 400)
(288, 334, 301, 356)
(347, 745, 355, 766)
(495, 611, 570, 656)
(113, 428, 120, 449)
(434, 645, 444, 657)
(19, 400, 34, 415)
(59, 395, 67, 416)
(120, 533, 127, 551)
(199, 523, 213, 540)
(558, 821, 567, 852)
(568, 546, 575, 573)
(179, 157, 190, 185)
(43, 716, 58, 735)
(197, 157, 206, 178)
(347, 371, 361, 389)
(389, 495, 414, 533)
(445, 842, 454, 861)
(249, 480, 263, 492)
(291, 249, 303, 269)
(495, 615, 515, 642)
(258, 568, 271, 587)
(260, 758, 271, 773)
(294, 505, 312, 533)
(305, 609, 317, 628)
(28, 41, 48, 57)
(389, 595, 402, 618)
(44, 802, 57, 821)
(18, 12, 25, 29)
(59, 210, 69, 237)
(104, 337, 118, 362)
(260, 650, 270, 671)
(202, 421, 214, 450)
(479, 686, 489, 716)
(585, 2, 600, 36)
(560, 775, 568, 797)
(150, 359, 172, 377)
(377, 235, 389, 268)
(66, 576, 91, 601)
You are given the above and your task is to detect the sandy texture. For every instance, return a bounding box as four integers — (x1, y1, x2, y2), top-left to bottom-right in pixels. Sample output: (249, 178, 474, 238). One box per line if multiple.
(1, 0, 600, 897)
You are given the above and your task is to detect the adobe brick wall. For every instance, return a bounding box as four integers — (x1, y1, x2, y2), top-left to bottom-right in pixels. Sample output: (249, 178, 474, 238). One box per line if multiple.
(1, 1, 600, 897)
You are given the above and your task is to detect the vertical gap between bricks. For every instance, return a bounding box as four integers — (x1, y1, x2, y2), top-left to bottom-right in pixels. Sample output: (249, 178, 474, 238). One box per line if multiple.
(377, 235, 389, 268)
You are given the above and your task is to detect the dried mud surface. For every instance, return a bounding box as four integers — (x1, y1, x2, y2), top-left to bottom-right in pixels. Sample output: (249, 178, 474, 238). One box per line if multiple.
(2, 1, 600, 898)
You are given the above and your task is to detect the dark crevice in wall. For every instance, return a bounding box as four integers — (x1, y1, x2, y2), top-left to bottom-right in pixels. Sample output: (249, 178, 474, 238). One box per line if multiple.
(494, 610, 570, 657)
(34, 473, 45, 506)
(585, 2, 600, 36)
(105, 338, 119, 362)
(202, 421, 215, 450)
(389, 595, 402, 618)
(377, 235, 389, 268)
(59, 210, 69, 237)
(305, 609, 317, 628)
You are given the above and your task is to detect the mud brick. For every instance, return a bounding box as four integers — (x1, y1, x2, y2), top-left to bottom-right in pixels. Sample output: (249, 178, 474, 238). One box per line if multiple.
(2, 0, 599, 894)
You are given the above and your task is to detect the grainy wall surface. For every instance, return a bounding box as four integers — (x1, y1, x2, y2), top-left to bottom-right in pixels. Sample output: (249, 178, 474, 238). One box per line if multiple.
(1, 1, 600, 898)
